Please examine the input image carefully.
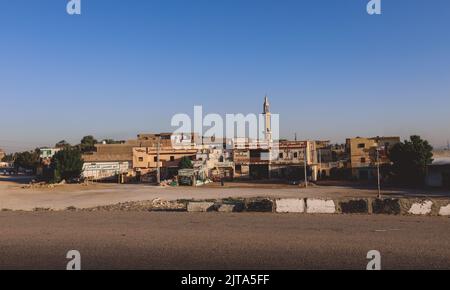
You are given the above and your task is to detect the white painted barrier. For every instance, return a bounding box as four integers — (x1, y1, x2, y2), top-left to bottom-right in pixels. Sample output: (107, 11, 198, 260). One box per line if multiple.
(275, 199, 305, 213)
(306, 199, 336, 214)
(439, 204, 450, 216)
(187, 202, 215, 212)
(408, 200, 433, 215)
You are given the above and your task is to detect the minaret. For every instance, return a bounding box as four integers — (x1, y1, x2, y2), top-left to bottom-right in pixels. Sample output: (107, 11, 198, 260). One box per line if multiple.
(263, 96, 272, 141)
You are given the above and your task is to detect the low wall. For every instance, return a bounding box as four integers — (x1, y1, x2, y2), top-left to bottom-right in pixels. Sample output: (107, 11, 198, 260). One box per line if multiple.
(183, 197, 450, 216)
(14, 197, 450, 217)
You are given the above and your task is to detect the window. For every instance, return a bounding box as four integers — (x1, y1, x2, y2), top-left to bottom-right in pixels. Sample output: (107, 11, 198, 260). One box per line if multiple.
(170, 156, 175, 161)
(138, 157, 144, 162)
(235, 165, 242, 174)
(154, 156, 157, 162)
(358, 143, 365, 149)
(360, 157, 366, 164)
(294, 152, 298, 158)
(279, 153, 283, 159)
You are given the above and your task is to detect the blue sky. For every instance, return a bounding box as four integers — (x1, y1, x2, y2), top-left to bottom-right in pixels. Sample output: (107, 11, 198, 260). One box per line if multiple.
(1, 0, 449, 152)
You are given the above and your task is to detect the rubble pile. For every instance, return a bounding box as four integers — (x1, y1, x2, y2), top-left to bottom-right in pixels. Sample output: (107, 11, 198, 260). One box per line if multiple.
(79, 198, 186, 212)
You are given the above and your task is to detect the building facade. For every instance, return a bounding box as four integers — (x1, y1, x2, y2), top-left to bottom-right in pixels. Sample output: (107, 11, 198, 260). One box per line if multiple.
(346, 136, 400, 180)
(133, 146, 197, 180)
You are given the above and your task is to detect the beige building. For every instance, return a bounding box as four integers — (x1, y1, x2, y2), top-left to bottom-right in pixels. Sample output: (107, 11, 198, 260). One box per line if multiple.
(81, 133, 198, 182)
(133, 146, 197, 180)
(83, 132, 197, 163)
(233, 140, 317, 180)
(195, 147, 233, 180)
(346, 136, 400, 180)
(0, 149, 5, 161)
(270, 140, 317, 180)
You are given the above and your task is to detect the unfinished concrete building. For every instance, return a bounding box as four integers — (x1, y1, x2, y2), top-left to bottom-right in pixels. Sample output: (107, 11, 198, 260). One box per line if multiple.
(346, 136, 400, 180)
(133, 146, 197, 181)
(232, 140, 317, 181)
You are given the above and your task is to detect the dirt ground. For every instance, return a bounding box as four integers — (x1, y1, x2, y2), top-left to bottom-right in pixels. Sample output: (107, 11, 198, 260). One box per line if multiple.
(1, 175, 449, 211)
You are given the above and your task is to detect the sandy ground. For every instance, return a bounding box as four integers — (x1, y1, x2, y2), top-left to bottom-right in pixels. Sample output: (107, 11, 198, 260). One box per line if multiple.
(0, 212, 448, 270)
(1, 176, 449, 211)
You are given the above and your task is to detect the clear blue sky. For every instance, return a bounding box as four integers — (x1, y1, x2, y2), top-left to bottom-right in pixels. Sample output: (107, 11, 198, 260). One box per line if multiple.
(1, 0, 449, 152)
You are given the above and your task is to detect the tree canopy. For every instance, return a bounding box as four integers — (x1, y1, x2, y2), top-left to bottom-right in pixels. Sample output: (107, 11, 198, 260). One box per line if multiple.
(79, 135, 98, 153)
(179, 156, 193, 169)
(50, 148, 84, 183)
(55, 140, 71, 149)
(12, 149, 40, 172)
(389, 135, 433, 185)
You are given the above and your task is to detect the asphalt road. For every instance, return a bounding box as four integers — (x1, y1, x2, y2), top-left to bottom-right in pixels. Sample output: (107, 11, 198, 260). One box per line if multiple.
(0, 212, 448, 270)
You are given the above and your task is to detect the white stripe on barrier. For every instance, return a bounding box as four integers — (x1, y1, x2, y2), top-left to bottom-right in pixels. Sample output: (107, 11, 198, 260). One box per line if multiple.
(275, 199, 305, 213)
(408, 200, 432, 215)
(306, 199, 336, 214)
(439, 204, 450, 216)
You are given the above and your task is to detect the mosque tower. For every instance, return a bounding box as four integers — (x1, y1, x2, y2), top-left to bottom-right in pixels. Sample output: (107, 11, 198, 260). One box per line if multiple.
(263, 96, 272, 141)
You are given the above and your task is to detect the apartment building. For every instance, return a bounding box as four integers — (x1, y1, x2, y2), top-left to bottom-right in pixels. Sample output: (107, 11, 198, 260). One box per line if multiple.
(233, 140, 317, 180)
(346, 136, 400, 180)
(81, 133, 177, 181)
(133, 146, 197, 180)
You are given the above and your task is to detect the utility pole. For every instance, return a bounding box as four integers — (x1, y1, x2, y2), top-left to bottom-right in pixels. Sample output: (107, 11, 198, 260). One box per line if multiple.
(376, 148, 381, 199)
(318, 148, 322, 180)
(156, 136, 161, 185)
(304, 147, 308, 188)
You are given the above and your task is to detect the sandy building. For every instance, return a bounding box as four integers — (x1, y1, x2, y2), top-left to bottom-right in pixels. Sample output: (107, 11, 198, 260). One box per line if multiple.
(346, 136, 400, 180)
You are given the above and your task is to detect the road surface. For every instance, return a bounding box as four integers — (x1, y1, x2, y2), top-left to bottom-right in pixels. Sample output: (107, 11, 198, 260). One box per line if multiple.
(0, 212, 448, 270)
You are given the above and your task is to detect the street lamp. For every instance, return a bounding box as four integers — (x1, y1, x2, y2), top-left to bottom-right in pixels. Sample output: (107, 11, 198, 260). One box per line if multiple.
(376, 148, 381, 199)
(156, 135, 161, 185)
(304, 147, 308, 188)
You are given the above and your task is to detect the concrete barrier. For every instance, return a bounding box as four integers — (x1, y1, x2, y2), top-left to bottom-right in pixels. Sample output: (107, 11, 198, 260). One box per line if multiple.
(439, 204, 450, 216)
(408, 200, 433, 215)
(74, 197, 450, 216)
(245, 198, 274, 212)
(275, 199, 305, 213)
(306, 199, 336, 214)
(187, 202, 216, 212)
(218, 203, 245, 213)
(338, 199, 369, 214)
(372, 199, 401, 215)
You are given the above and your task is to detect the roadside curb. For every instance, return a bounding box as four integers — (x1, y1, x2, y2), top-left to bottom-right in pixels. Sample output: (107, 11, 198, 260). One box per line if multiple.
(2, 197, 450, 216)
(184, 197, 450, 217)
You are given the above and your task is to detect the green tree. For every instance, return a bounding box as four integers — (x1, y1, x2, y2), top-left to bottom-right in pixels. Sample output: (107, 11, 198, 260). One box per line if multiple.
(50, 148, 84, 183)
(79, 135, 98, 153)
(389, 135, 433, 185)
(179, 156, 193, 169)
(55, 140, 71, 149)
(13, 149, 40, 172)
